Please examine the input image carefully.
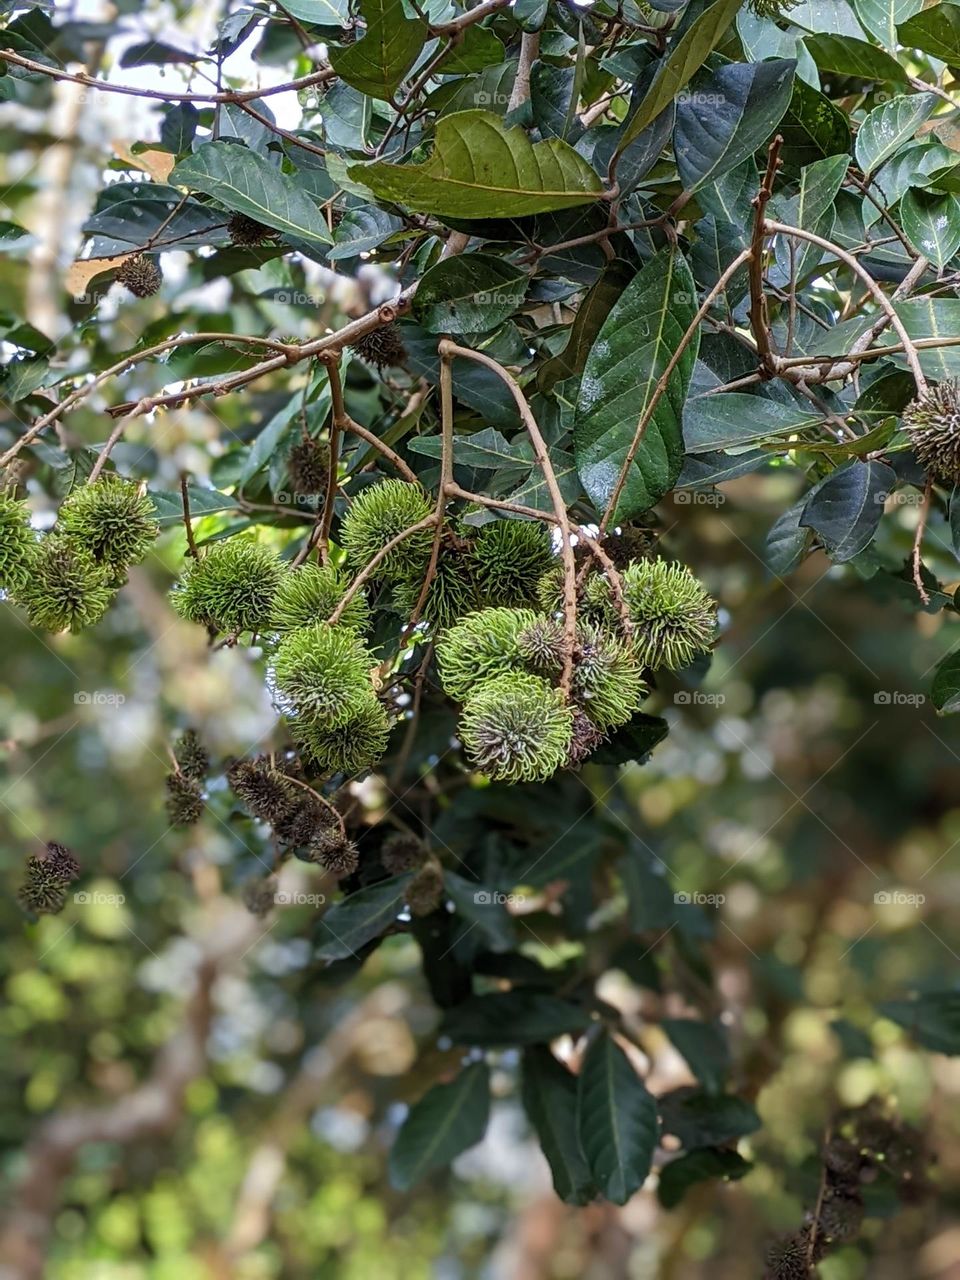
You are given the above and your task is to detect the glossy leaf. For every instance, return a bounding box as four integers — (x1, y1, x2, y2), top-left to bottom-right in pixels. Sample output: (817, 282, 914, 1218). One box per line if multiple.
(440, 991, 593, 1046)
(388, 1062, 491, 1190)
(574, 249, 700, 520)
(880, 991, 960, 1053)
(413, 253, 530, 334)
(898, 3, 960, 63)
(800, 460, 896, 562)
(522, 1048, 596, 1205)
(900, 187, 960, 269)
(329, 0, 426, 101)
(804, 32, 908, 82)
(683, 394, 822, 452)
(658, 1148, 752, 1209)
(854, 0, 922, 48)
(315, 874, 414, 962)
(350, 110, 603, 219)
(930, 649, 960, 714)
(855, 94, 939, 177)
(577, 1032, 659, 1205)
(171, 142, 333, 248)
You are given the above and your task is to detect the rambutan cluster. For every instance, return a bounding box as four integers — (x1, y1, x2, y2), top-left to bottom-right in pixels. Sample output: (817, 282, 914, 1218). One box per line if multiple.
(17, 842, 81, 917)
(164, 728, 210, 826)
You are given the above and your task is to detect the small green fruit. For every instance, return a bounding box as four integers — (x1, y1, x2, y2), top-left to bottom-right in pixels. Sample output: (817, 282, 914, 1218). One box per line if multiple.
(20, 535, 115, 633)
(0, 492, 36, 597)
(58, 474, 158, 580)
(472, 519, 554, 607)
(270, 562, 369, 634)
(272, 621, 374, 728)
(340, 479, 433, 581)
(458, 672, 573, 784)
(171, 539, 284, 635)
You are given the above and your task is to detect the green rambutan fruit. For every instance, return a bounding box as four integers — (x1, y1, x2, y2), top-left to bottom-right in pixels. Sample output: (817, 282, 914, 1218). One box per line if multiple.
(407, 861, 445, 916)
(572, 624, 647, 731)
(902, 379, 960, 485)
(381, 831, 428, 875)
(19, 535, 115, 633)
(340, 479, 433, 581)
(624, 559, 717, 671)
(472, 519, 555, 607)
(349, 323, 407, 370)
(391, 543, 481, 631)
(458, 672, 573, 783)
(228, 212, 280, 247)
(516, 613, 566, 671)
(287, 436, 330, 496)
(0, 491, 36, 597)
(271, 621, 374, 727)
(536, 563, 616, 627)
(243, 874, 278, 917)
(748, 0, 799, 17)
(436, 606, 537, 701)
(57, 474, 158, 579)
(116, 253, 162, 298)
(171, 538, 284, 635)
(165, 771, 204, 826)
(293, 692, 392, 777)
(173, 729, 209, 782)
(270, 562, 369, 634)
(309, 827, 360, 876)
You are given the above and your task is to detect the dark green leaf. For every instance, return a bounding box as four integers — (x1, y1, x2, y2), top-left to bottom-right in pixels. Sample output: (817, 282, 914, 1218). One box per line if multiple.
(659, 1087, 761, 1148)
(577, 1031, 659, 1205)
(931, 648, 960, 713)
(658, 1148, 751, 1208)
(804, 33, 908, 82)
(778, 78, 851, 171)
(150, 485, 238, 526)
(315, 874, 414, 962)
(350, 110, 603, 219)
(855, 93, 939, 177)
(329, 0, 426, 101)
(388, 1062, 491, 1190)
(440, 991, 592, 1046)
(898, 2, 960, 63)
(900, 187, 960, 269)
(539, 259, 634, 393)
(800, 460, 896, 562)
(684, 394, 822, 452)
(574, 249, 699, 521)
(171, 142, 333, 248)
(443, 871, 517, 951)
(661, 1019, 731, 1093)
(413, 253, 530, 334)
(522, 1047, 596, 1205)
(880, 990, 960, 1053)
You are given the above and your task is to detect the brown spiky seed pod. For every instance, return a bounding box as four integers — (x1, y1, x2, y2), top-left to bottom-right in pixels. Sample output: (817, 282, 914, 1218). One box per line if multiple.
(565, 709, 606, 768)
(287, 437, 330, 496)
(380, 832, 427, 876)
(173, 729, 209, 782)
(165, 772, 204, 826)
(349, 323, 406, 370)
(309, 828, 359, 876)
(274, 797, 327, 848)
(228, 758, 297, 826)
(407, 862, 445, 917)
(902, 378, 960, 485)
(43, 842, 81, 883)
(243, 875, 278, 917)
(227, 212, 279, 247)
(816, 1190, 864, 1244)
(116, 253, 162, 298)
(763, 1230, 818, 1280)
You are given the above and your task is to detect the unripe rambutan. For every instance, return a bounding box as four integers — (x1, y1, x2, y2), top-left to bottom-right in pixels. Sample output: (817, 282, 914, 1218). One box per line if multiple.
(294, 692, 392, 777)
(172, 729, 209, 782)
(436, 606, 538, 700)
(116, 253, 162, 298)
(340, 479, 433, 581)
(472, 519, 554, 607)
(227, 212, 280, 247)
(272, 621, 374, 728)
(349, 323, 406, 370)
(287, 436, 330, 496)
(748, 0, 799, 16)
(458, 672, 574, 783)
(407, 861, 445, 916)
(0, 492, 36, 597)
(381, 831, 428, 875)
(391, 544, 481, 631)
(57, 474, 158, 580)
(902, 379, 960, 485)
(536, 563, 615, 626)
(624, 559, 717, 671)
(165, 771, 204, 826)
(171, 538, 284, 635)
(516, 614, 566, 671)
(270, 562, 369, 634)
(17, 859, 69, 916)
(572, 624, 647, 731)
(20, 535, 115, 633)
(309, 827, 359, 876)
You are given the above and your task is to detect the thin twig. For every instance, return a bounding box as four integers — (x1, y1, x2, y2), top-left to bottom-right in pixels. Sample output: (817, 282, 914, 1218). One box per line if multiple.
(180, 473, 200, 559)
(748, 135, 783, 377)
(912, 478, 933, 606)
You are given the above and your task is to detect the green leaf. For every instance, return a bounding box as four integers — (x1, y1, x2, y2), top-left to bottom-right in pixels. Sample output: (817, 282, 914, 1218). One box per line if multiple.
(281, 0, 350, 21)
(778, 77, 851, 171)
(315, 874, 415, 962)
(899, 2, 960, 63)
(577, 1031, 659, 1205)
(931, 649, 960, 713)
(900, 187, 960, 269)
(413, 253, 530, 334)
(388, 1062, 491, 1190)
(574, 249, 700, 521)
(880, 990, 960, 1053)
(442, 25, 505, 75)
(800, 460, 896, 562)
(892, 299, 960, 378)
(350, 110, 603, 219)
(674, 60, 796, 194)
(538, 258, 634, 393)
(854, 93, 939, 178)
(774, 151, 850, 280)
(661, 1019, 731, 1093)
(328, 206, 404, 260)
(150, 485, 238, 526)
(440, 991, 592, 1046)
(804, 33, 908, 83)
(766, 498, 813, 576)
(329, 0, 426, 101)
(588, 712, 669, 766)
(659, 1087, 760, 1148)
(615, 0, 744, 157)
(171, 141, 333, 248)
(658, 1148, 751, 1209)
(854, 0, 922, 50)
(683, 394, 822, 452)
(442, 871, 517, 951)
(408, 425, 526, 471)
(522, 1047, 596, 1205)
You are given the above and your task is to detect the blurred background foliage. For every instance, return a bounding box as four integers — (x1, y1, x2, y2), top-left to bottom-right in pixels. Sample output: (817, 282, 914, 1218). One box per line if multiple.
(2, 1, 960, 1277)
